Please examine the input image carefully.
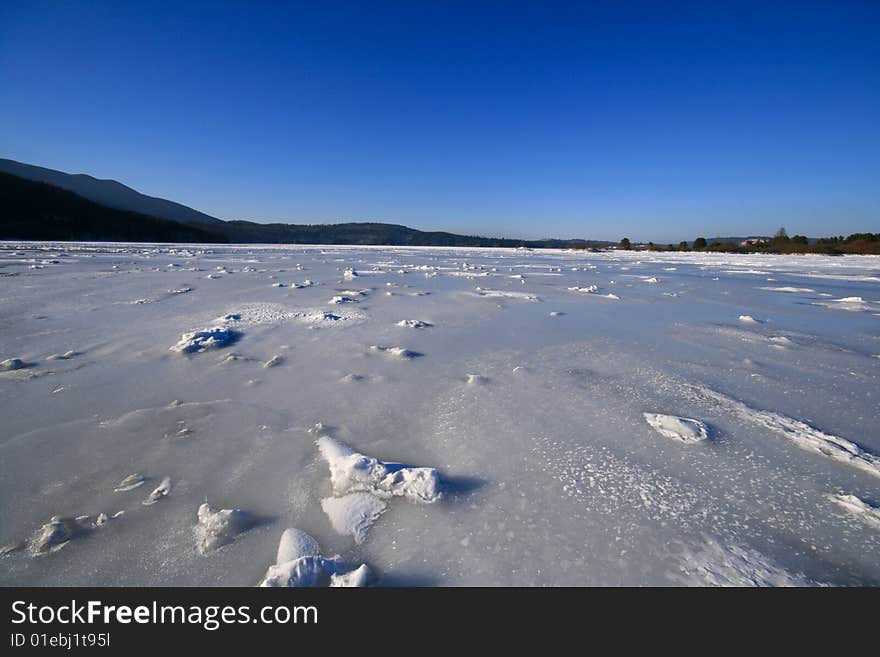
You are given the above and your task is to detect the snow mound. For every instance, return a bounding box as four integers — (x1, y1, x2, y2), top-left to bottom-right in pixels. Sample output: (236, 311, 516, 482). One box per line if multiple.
(679, 537, 817, 586)
(738, 315, 761, 324)
(1, 358, 26, 371)
(693, 387, 880, 479)
(760, 286, 815, 293)
(472, 288, 539, 301)
(259, 529, 373, 587)
(321, 493, 388, 544)
(396, 319, 433, 329)
(47, 351, 78, 361)
(275, 528, 321, 564)
(263, 355, 284, 368)
(171, 327, 240, 354)
(827, 493, 880, 529)
(261, 555, 373, 588)
(315, 432, 442, 503)
(466, 374, 489, 386)
(329, 295, 358, 304)
(813, 296, 879, 312)
(195, 503, 255, 553)
(643, 413, 709, 444)
(568, 285, 599, 293)
(369, 345, 422, 359)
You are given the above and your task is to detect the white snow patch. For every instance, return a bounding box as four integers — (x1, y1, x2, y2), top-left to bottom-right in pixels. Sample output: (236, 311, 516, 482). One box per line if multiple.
(643, 413, 709, 444)
(321, 493, 388, 544)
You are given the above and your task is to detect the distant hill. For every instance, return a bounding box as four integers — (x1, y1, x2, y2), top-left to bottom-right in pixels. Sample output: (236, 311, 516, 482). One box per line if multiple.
(210, 220, 605, 248)
(0, 158, 222, 225)
(0, 169, 610, 247)
(0, 172, 223, 243)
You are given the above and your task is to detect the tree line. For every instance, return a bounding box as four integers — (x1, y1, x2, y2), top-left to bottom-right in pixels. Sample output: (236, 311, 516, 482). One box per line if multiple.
(613, 228, 880, 255)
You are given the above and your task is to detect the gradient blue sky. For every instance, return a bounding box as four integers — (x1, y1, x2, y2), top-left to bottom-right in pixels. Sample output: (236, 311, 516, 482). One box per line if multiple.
(1, 1, 878, 241)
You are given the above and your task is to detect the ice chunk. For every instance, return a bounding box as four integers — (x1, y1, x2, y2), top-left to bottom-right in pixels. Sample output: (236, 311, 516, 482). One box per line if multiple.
(263, 355, 284, 368)
(396, 319, 433, 329)
(1, 358, 26, 371)
(369, 345, 422, 359)
(259, 530, 373, 587)
(195, 503, 254, 553)
(260, 555, 371, 587)
(643, 413, 709, 444)
(113, 473, 146, 492)
(170, 327, 240, 354)
(315, 432, 442, 503)
(143, 477, 172, 505)
(331, 564, 373, 587)
(29, 513, 115, 555)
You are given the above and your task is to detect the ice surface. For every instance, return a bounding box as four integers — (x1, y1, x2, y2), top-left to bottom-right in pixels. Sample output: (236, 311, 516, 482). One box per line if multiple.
(1, 242, 878, 586)
(692, 386, 880, 479)
(677, 537, 818, 586)
(827, 494, 880, 529)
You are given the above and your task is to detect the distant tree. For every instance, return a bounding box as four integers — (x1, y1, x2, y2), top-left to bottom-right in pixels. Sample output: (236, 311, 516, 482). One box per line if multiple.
(773, 227, 789, 243)
(647, 241, 655, 250)
(693, 237, 707, 249)
(619, 237, 631, 250)
(679, 241, 689, 250)
(667, 244, 674, 251)
(710, 241, 722, 248)
(791, 234, 808, 245)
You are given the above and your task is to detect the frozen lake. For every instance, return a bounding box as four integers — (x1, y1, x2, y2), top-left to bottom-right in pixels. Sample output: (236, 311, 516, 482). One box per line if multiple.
(1, 241, 878, 586)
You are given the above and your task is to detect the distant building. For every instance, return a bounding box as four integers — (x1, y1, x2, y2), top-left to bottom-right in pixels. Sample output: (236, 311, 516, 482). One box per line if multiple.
(740, 238, 767, 246)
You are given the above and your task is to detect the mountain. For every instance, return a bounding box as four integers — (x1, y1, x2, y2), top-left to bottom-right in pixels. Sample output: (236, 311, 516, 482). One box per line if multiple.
(0, 162, 613, 247)
(0, 158, 221, 225)
(0, 172, 223, 243)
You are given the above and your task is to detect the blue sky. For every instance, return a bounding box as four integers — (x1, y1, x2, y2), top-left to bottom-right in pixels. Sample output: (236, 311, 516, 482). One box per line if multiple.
(1, 1, 878, 241)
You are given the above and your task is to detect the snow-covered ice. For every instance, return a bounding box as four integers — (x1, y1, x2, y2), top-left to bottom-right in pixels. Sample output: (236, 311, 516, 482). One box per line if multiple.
(1, 242, 878, 586)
